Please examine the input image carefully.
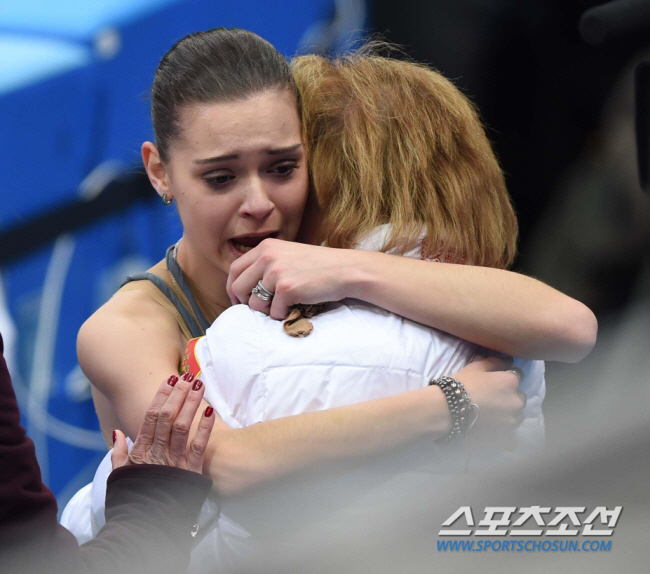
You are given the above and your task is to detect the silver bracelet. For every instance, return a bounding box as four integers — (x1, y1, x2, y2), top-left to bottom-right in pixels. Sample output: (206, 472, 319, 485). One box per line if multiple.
(428, 376, 479, 443)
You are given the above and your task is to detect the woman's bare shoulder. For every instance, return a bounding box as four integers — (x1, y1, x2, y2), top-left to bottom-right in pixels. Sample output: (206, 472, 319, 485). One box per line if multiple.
(81, 286, 178, 337)
(77, 286, 184, 396)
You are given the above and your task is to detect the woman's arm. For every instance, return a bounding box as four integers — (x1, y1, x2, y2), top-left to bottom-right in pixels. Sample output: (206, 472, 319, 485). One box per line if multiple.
(346, 250, 597, 363)
(77, 289, 189, 441)
(227, 240, 597, 363)
(204, 357, 522, 497)
(78, 294, 522, 498)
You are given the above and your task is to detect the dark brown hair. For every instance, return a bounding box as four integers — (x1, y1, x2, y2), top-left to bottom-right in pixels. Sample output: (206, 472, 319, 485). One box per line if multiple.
(152, 28, 295, 162)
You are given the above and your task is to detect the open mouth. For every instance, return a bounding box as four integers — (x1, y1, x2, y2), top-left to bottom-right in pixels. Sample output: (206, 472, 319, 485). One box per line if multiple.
(229, 232, 278, 254)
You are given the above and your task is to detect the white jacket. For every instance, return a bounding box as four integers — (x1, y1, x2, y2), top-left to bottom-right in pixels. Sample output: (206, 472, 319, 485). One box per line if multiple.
(61, 227, 545, 572)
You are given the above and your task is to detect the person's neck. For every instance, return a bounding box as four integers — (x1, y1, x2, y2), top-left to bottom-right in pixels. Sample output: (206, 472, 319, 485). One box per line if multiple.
(175, 238, 231, 323)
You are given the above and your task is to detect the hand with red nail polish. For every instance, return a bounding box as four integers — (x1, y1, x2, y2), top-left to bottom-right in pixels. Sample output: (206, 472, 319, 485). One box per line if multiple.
(111, 374, 215, 472)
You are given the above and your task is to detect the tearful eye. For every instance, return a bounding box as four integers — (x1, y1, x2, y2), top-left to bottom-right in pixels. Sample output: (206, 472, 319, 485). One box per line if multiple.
(270, 163, 299, 177)
(204, 174, 234, 188)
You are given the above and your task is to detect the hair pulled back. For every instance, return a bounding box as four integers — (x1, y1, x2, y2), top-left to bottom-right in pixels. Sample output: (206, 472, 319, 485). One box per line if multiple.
(152, 28, 295, 162)
(292, 48, 517, 269)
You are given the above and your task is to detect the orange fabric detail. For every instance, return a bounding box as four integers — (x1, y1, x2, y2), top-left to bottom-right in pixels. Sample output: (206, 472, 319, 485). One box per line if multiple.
(181, 337, 203, 378)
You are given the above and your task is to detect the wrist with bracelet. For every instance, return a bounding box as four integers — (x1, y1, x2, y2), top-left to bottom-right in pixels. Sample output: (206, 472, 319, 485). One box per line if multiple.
(428, 376, 479, 444)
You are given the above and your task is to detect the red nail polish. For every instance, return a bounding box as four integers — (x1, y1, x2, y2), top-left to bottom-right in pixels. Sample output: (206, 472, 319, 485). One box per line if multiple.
(192, 379, 203, 391)
(205, 406, 213, 417)
(112, 431, 117, 444)
(168, 375, 178, 387)
(183, 372, 195, 382)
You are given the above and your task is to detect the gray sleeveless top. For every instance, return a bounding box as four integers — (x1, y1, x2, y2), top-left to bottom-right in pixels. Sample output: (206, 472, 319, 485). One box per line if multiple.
(121, 246, 211, 338)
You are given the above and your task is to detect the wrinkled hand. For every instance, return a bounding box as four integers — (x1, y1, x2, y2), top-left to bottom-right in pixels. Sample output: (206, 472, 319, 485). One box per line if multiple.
(227, 238, 352, 319)
(111, 375, 215, 473)
(451, 356, 527, 445)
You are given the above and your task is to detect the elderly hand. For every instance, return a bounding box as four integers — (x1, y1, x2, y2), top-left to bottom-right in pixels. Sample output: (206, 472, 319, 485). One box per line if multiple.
(226, 238, 354, 319)
(111, 375, 215, 473)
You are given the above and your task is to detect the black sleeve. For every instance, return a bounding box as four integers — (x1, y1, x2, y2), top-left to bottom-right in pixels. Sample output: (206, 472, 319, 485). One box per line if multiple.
(75, 465, 212, 574)
(0, 333, 67, 574)
(1, 333, 212, 574)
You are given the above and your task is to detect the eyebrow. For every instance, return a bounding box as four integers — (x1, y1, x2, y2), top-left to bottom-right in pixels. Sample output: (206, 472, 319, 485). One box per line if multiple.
(267, 143, 302, 155)
(194, 153, 237, 164)
(194, 143, 302, 164)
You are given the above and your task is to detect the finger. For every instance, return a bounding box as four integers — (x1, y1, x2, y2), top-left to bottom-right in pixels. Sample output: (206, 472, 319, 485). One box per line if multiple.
(226, 279, 240, 306)
(248, 289, 272, 315)
(227, 262, 246, 305)
(226, 264, 239, 305)
(501, 369, 522, 390)
(463, 355, 514, 374)
(168, 379, 206, 463)
(186, 405, 216, 473)
(227, 248, 263, 305)
(232, 261, 273, 308)
(111, 430, 129, 469)
(150, 373, 193, 458)
(136, 375, 179, 449)
(517, 390, 528, 408)
(506, 367, 525, 384)
(269, 286, 291, 320)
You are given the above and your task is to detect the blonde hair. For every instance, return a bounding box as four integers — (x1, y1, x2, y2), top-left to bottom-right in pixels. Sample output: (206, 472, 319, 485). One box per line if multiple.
(291, 49, 517, 268)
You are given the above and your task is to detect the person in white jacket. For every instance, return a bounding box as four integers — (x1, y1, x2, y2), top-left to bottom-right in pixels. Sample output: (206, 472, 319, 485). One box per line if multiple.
(65, 46, 593, 572)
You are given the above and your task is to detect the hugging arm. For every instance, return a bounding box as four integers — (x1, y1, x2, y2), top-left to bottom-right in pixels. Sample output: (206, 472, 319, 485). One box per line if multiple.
(78, 292, 522, 499)
(203, 357, 523, 497)
(227, 240, 597, 363)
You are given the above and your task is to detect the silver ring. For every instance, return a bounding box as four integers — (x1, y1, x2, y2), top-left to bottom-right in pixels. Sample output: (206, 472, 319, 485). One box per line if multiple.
(251, 280, 274, 302)
(507, 368, 524, 384)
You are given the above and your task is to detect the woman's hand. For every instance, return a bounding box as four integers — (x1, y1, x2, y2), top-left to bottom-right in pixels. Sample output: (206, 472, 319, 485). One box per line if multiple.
(226, 239, 597, 362)
(451, 356, 526, 439)
(111, 375, 215, 473)
(227, 238, 355, 319)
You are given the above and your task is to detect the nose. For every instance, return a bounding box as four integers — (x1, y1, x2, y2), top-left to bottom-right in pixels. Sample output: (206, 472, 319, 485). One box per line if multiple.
(239, 177, 274, 220)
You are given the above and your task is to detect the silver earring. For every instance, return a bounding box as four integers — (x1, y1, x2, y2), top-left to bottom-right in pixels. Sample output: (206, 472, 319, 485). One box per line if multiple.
(162, 193, 173, 205)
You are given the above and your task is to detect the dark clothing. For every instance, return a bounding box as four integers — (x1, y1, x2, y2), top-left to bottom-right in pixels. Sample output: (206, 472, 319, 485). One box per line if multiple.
(0, 333, 212, 574)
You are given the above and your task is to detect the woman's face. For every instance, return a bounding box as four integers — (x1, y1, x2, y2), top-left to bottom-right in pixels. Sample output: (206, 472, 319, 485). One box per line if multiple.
(149, 89, 308, 277)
